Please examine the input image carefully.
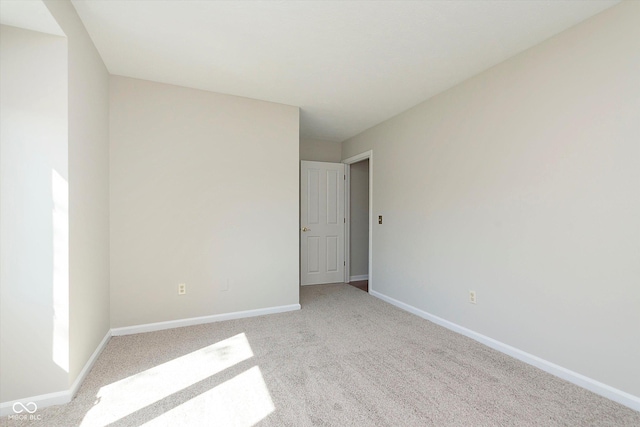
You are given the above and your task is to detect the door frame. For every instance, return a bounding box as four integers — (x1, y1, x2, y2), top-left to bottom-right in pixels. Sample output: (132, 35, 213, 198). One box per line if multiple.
(342, 150, 373, 292)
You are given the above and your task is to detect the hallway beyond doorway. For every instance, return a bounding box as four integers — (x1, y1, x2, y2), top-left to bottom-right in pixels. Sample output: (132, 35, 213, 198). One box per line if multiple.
(348, 280, 368, 293)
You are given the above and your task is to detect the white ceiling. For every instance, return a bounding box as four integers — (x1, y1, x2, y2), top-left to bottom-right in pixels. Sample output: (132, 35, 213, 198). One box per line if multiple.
(70, 0, 619, 142)
(0, 0, 64, 36)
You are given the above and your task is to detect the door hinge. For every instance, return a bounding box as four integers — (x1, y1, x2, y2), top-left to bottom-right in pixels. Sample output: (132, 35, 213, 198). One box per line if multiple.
(344, 218, 346, 223)
(344, 261, 346, 266)
(344, 175, 346, 180)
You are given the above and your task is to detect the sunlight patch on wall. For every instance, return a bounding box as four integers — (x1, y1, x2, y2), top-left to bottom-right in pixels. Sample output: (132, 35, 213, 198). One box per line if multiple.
(52, 169, 69, 372)
(142, 366, 275, 427)
(80, 333, 254, 426)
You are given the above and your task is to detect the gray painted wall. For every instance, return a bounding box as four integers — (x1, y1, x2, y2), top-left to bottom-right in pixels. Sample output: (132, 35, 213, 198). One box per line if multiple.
(342, 2, 640, 396)
(300, 138, 342, 162)
(46, 0, 111, 386)
(110, 76, 300, 328)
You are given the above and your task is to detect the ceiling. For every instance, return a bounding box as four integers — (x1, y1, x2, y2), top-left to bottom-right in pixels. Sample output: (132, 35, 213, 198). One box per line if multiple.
(69, 0, 619, 142)
(0, 0, 63, 36)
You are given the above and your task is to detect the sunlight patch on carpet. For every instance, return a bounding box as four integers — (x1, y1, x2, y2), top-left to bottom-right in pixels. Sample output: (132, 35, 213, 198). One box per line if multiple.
(142, 366, 275, 426)
(80, 333, 254, 426)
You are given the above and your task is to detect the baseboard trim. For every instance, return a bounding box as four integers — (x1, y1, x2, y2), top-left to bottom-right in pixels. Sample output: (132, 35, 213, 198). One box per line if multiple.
(69, 331, 111, 399)
(1, 304, 301, 416)
(0, 389, 69, 417)
(0, 330, 112, 417)
(370, 290, 640, 412)
(349, 275, 369, 282)
(111, 303, 301, 336)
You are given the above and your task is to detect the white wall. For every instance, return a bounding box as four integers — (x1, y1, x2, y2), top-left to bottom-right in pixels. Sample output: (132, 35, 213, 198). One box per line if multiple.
(45, 0, 111, 387)
(300, 138, 342, 162)
(342, 1, 640, 397)
(0, 24, 68, 401)
(349, 160, 369, 279)
(0, 0, 110, 405)
(110, 76, 300, 328)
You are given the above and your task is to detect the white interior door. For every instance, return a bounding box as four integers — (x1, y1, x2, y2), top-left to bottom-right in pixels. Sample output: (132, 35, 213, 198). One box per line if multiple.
(300, 161, 345, 285)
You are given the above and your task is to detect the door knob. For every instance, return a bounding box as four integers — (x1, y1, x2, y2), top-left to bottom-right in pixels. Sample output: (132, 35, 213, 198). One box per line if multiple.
(301, 227, 311, 232)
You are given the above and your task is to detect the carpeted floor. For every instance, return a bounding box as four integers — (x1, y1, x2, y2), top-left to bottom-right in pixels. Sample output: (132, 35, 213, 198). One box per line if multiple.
(4, 284, 639, 426)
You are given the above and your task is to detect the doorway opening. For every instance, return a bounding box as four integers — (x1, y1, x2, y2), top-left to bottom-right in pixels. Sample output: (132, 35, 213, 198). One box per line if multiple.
(343, 151, 373, 293)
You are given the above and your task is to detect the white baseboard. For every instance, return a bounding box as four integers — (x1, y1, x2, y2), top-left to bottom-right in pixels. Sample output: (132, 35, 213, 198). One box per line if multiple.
(0, 330, 112, 417)
(111, 303, 301, 336)
(69, 331, 111, 399)
(0, 389, 69, 418)
(370, 290, 640, 412)
(349, 275, 369, 282)
(1, 303, 301, 416)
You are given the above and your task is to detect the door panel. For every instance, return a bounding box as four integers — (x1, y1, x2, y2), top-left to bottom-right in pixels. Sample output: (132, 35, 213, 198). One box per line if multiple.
(326, 236, 339, 272)
(327, 170, 339, 224)
(307, 237, 320, 273)
(300, 161, 345, 285)
(307, 169, 320, 224)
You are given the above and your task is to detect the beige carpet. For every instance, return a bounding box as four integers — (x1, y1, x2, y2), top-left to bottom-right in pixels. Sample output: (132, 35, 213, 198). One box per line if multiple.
(4, 284, 638, 426)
